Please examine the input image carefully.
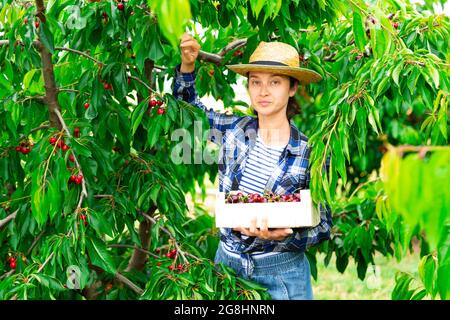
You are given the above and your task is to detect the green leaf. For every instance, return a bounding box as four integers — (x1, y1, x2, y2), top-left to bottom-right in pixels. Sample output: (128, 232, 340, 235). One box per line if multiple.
(31, 168, 48, 227)
(426, 64, 439, 89)
(149, 30, 165, 61)
(112, 66, 127, 101)
(86, 238, 116, 274)
(32, 274, 64, 291)
(131, 101, 147, 135)
(88, 79, 102, 119)
(148, 0, 192, 49)
(147, 116, 163, 148)
(376, 76, 390, 98)
(411, 289, 427, 300)
(437, 262, 450, 300)
(150, 184, 161, 204)
(39, 21, 55, 54)
(250, 0, 265, 19)
(89, 211, 114, 238)
(22, 69, 38, 91)
(47, 177, 62, 222)
(237, 277, 267, 290)
(353, 11, 367, 51)
(419, 254, 436, 296)
(392, 61, 404, 87)
(368, 108, 379, 134)
(70, 139, 92, 158)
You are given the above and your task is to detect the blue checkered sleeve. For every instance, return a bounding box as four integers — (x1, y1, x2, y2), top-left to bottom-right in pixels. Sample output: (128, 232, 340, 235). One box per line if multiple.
(172, 64, 242, 144)
(289, 155, 333, 251)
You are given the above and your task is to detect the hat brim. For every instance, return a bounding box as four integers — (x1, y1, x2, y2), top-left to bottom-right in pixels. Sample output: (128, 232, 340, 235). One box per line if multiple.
(225, 64, 323, 84)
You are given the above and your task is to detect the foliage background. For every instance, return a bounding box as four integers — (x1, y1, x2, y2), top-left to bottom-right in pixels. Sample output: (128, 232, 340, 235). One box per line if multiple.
(0, 0, 449, 300)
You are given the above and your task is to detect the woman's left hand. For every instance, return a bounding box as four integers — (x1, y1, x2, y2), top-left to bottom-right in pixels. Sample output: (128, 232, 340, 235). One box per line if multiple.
(233, 217, 294, 241)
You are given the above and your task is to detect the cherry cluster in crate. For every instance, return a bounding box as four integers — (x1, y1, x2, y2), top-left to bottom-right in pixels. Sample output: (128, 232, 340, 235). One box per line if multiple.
(225, 191, 301, 203)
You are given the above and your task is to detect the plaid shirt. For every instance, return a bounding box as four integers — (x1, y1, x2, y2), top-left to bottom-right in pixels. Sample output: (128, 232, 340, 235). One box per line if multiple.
(173, 64, 332, 276)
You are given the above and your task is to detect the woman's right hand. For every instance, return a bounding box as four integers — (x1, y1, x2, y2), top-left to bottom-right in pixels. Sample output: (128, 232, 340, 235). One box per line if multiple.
(180, 32, 200, 73)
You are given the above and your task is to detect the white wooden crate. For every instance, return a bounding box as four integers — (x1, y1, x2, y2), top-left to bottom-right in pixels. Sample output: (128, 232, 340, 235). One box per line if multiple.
(215, 189, 320, 228)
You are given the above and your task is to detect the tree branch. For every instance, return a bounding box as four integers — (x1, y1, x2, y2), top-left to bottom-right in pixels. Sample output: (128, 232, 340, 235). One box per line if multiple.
(53, 109, 88, 207)
(27, 228, 46, 256)
(0, 269, 15, 280)
(217, 39, 247, 56)
(198, 50, 223, 65)
(0, 209, 19, 229)
(115, 272, 144, 295)
(108, 244, 159, 259)
(139, 211, 202, 263)
(129, 75, 152, 92)
(199, 38, 247, 65)
(54, 47, 104, 66)
(125, 214, 154, 272)
(18, 124, 50, 140)
(35, 0, 61, 130)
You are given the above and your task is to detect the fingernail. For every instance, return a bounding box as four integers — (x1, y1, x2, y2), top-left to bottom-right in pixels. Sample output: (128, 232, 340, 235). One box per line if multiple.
(287, 229, 293, 234)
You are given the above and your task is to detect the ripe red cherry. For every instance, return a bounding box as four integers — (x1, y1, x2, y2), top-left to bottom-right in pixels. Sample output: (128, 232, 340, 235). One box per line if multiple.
(69, 175, 76, 183)
(69, 154, 75, 162)
(104, 83, 109, 90)
(74, 127, 80, 138)
(157, 107, 165, 115)
(62, 144, 70, 152)
(169, 249, 177, 258)
(84, 102, 90, 109)
(155, 248, 161, 253)
(149, 100, 157, 107)
(49, 137, 57, 145)
(393, 22, 399, 29)
(168, 265, 174, 271)
(117, 3, 124, 11)
(80, 214, 88, 226)
(156, 100, 163, 106)
(75, 175, 83, 185)
(21, 147, 31, 154)
(35, 20, 40, 28)
(9, 258, 17, 269)
(15, 146, 22, 152)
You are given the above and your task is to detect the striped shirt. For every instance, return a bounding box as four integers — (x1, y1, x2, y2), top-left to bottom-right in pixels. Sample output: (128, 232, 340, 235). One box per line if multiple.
(239, 133, 286, 195)
(228, 134, 286, 257)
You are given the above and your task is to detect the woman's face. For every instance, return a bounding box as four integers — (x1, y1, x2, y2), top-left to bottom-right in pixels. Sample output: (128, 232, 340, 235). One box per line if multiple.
(247, 71, 297, 118)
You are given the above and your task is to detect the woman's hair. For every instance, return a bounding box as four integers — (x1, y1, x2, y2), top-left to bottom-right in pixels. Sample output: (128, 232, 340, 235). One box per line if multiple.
(247, 74, 301, 120)
(286, 77, 301, 120)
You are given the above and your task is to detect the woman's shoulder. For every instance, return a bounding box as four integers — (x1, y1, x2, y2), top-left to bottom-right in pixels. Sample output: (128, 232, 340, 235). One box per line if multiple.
(289, 122, 309, 146)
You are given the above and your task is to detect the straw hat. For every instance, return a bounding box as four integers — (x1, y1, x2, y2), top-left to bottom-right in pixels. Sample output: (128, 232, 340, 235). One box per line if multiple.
(226, 41, 322, 84)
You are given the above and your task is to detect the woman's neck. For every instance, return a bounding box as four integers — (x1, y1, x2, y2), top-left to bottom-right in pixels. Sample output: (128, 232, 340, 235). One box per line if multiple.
(257, 114, 291, 147)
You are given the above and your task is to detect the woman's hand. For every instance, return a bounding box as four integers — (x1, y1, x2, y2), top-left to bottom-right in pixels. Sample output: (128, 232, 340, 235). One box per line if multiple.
(180, 32, 200, 73)
(233, 217, 294, 241)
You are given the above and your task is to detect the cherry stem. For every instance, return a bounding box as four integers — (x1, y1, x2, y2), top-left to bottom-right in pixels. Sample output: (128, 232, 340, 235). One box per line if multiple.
(53, 109, 88, 205)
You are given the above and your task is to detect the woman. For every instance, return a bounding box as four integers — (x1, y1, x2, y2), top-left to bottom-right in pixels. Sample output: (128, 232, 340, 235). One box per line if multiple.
(173, 33, 332, 300)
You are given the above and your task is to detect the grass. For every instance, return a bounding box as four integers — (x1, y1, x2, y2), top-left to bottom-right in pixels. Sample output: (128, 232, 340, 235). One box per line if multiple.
(313, 251, 421, 300)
